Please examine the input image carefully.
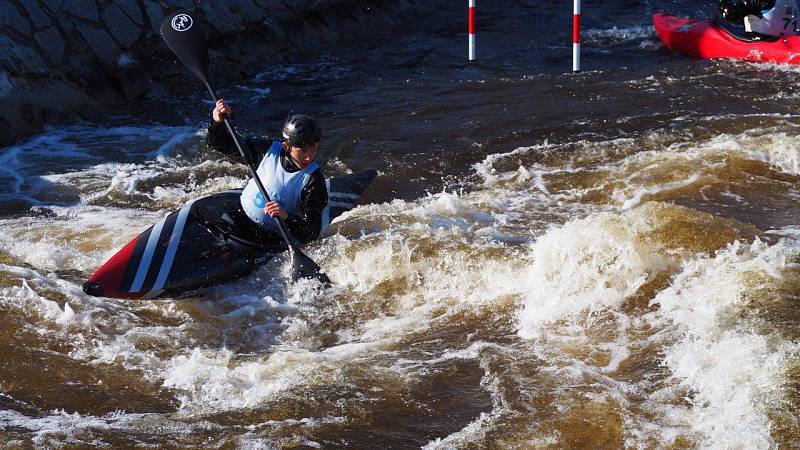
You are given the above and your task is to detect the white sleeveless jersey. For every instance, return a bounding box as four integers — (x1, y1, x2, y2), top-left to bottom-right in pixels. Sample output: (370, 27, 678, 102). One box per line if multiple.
(745, 0, 800, 36)
(240, 141, 320, 231)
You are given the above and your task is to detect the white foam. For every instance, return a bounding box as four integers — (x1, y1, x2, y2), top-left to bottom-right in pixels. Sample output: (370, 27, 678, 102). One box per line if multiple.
(517, 210, 675, 339)
(4, 115, 800, 448)
(0, 205, 159, 272)
(471, 128, 800, 215)
(163, 346, 329, 410)
(0, 408, 215, 447)
(647, 239, 800, 448)
(0, 277, 87, 327)
(582, 25, 655, 46)
(236, 85, 272, 103)
(738, 131, 800, 174)
(0, 124, 201, 207)
(504, 201, 800, 445)
(618, 173, 702, 210)
(148, 188, 544, 411)
(423, 410, 497, 450)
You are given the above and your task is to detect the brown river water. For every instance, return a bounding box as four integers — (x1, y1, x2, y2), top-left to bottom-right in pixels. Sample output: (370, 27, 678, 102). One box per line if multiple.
(2, 1, 800, 448)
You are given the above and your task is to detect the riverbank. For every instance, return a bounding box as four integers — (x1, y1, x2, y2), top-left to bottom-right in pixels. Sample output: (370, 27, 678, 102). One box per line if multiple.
(0, 0, 422, 146)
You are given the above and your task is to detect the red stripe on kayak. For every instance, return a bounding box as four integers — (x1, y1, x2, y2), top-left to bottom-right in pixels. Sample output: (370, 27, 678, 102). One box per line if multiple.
(87, 236, 142, 299)
(573, 14, 580, 43)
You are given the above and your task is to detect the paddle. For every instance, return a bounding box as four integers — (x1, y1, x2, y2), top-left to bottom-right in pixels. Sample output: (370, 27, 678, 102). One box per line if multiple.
(160, 10, 331, 285)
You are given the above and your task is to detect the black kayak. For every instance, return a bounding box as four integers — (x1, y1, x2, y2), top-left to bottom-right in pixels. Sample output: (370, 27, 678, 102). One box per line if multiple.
(83, 169, 377, 299)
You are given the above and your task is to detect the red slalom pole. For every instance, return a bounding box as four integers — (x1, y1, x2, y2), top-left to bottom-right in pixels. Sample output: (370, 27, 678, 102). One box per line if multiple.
(468, 0, 476, 61)
(573, 0, 581, 72)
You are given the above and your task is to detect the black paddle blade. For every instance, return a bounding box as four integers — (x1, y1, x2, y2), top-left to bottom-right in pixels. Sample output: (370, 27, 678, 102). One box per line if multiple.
(160, 10, 210, 86)
(291, 250, 332, 286)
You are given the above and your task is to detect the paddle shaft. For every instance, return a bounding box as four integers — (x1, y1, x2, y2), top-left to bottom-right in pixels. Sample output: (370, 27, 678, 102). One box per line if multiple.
(204, 83, 297, 253)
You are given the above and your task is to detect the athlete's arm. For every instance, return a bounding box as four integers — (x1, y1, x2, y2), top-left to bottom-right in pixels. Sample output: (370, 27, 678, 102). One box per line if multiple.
(206, 99, 271, 164)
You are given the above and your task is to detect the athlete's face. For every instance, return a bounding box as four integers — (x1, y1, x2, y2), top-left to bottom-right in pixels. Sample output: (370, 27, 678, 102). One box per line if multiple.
(289, 142, 319, 168)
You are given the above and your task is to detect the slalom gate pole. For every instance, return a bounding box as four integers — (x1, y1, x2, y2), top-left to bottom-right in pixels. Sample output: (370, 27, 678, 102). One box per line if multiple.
(573, 0, 581, 72)
(469, 0, 476, 61)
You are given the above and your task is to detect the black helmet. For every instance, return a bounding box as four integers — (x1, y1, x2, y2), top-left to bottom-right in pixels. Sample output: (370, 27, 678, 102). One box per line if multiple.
(282, 114, 321, 147)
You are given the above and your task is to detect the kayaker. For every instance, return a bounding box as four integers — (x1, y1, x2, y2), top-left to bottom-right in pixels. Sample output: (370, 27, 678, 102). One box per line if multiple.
(720, 0, 800, 36)
(206, 99, 328, 248)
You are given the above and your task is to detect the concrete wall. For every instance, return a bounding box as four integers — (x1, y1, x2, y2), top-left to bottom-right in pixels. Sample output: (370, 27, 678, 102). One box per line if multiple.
(0, 0, 422, 146)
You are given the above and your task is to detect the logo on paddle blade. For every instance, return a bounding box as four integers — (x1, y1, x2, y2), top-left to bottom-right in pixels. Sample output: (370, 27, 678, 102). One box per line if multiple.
(171, 14, 193, 32)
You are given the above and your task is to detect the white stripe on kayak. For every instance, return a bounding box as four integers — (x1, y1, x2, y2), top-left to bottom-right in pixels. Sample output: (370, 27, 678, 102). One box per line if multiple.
(322, 179, 331, 227)
(329, 191, 359, 200)
(322, 207, 331, 227)
(140, 289, 164, 300)
(130, 216, 167, 293)
(329, 201, 354, 208)
(148, 199, 197, 296)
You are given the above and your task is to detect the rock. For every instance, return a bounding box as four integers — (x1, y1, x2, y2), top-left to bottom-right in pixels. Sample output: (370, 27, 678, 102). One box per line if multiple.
(62, 0, 98, 21)
(202, 3, 244, 34)
(113, 0, 143, 25)
(0, 71, 13, 97)
(261, 17, 286, 39)
(231, 0, 266, 21)
(282, 0, 314, 11)
(165, 0, 194, 9)
(40, 0, 63, 13)
(76, 24, 119, 63)
(101, 3, 140, 48)
(0, 78, 111, 147)
(2, 0, 427, 146)
(301, 20, 325, 45)
(65, 54, 93, 81)
(252, 0, 281, 9)
(114, 56, 151, 100)
(33, 26, 65, 65)
(19, 0, 53, 29)
(142, 0, 164, 35)
(55, 14, 74, 34)
(0, 35, 47, 75)
(0, 1, 31, 34)
(320, 12, 339, 37)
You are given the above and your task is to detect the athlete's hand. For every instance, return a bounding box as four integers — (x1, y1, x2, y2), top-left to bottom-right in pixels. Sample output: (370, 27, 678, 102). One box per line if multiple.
(212, 99, 231, 123)
(265, 201, 288, 220)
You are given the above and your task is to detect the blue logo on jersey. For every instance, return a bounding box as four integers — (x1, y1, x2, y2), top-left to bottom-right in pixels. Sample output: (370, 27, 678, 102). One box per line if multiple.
(252, 191, 266, 209)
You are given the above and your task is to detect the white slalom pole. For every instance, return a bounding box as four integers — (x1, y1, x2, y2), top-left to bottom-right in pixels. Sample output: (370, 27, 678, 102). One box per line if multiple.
(573, 0, 581, 72)
(469, 0, 476, 61)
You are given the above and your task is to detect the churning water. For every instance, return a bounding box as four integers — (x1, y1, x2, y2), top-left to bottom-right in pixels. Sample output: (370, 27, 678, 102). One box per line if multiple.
(2, 1, 800, 448)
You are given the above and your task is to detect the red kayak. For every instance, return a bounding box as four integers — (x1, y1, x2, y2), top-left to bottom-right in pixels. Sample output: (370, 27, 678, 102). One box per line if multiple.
(653, 13, 800, 64)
